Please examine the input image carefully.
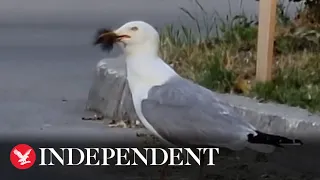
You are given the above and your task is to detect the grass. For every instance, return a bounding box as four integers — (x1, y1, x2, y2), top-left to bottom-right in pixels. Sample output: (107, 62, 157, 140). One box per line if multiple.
(158, 0, 320, 113)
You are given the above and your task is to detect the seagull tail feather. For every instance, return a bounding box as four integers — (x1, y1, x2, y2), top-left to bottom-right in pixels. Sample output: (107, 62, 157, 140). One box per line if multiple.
(246, 131, 303, 153)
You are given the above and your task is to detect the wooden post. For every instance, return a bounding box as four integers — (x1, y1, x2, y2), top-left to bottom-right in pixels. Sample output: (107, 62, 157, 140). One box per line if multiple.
(256, 0, 277, 82)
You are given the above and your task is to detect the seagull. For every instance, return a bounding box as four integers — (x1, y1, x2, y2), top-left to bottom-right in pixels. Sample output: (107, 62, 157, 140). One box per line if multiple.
(94, 21, 303, 179)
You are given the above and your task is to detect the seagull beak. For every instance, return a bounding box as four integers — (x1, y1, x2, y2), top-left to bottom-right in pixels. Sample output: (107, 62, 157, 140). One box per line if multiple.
(93, 28, 131, 52)
(94, 28, 130, 45)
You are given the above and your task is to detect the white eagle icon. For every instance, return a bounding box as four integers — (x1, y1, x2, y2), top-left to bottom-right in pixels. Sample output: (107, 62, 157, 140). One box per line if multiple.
(13, 148, 32, 165)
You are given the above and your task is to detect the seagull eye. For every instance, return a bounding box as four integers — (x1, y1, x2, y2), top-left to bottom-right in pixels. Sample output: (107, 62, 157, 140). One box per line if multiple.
(130, 26, 138, 31)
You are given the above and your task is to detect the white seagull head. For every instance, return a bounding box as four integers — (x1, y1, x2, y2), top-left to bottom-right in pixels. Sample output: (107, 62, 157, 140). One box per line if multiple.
(94, 21, 160, 57)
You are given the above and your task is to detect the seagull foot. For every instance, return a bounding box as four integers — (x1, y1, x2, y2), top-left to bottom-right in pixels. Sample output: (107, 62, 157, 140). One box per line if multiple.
(108, 119, 143, 129)
(108, 119, 129, 128)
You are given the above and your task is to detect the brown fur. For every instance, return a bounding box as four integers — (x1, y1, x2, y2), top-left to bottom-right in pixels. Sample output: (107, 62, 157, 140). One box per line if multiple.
(93, 28, 118, 52)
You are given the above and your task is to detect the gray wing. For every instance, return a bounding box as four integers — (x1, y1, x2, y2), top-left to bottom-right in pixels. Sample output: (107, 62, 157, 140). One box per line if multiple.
(141, 76, 256, 147)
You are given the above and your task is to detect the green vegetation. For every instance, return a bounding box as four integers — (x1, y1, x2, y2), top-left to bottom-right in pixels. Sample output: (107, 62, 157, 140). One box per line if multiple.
(159, 0, 320, 112)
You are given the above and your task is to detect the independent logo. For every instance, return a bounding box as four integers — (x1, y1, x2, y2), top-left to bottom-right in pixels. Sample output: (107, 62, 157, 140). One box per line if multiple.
(10, 144, 36, 170)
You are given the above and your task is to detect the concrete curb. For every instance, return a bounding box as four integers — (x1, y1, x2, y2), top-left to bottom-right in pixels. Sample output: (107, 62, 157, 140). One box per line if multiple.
(85, 56, 139, 125)
(86, 57, 320, 175)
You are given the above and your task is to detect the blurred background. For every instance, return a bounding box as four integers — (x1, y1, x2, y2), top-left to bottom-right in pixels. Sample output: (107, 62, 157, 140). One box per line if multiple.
(0, 0, 261, 47)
